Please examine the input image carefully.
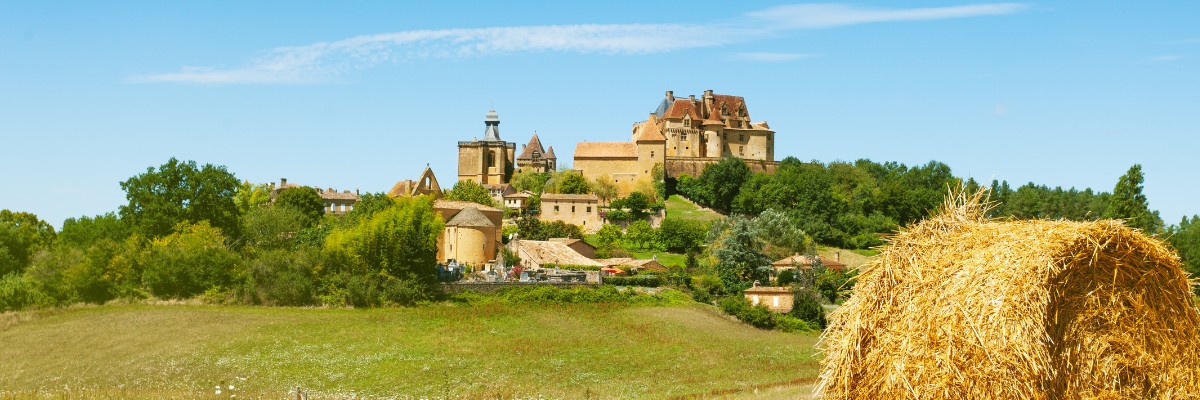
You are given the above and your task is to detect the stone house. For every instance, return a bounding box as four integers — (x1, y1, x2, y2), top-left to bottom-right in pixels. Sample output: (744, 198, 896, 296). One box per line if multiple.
(271, 178, 360, 215)
(539, 193, 603, 232)
(771, 253, 848, 273)
(744, 282, 795, 313)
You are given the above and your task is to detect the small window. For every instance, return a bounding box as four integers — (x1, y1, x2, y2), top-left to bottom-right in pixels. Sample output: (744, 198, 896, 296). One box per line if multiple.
(571, 206, 576, 213)
(650, 151, 655, 158)
(739, 134, 744, 141)
(586, 206, 592, 213)
(739, 145, 744, 156)
(554, 205, 559, 212)
(681, 132, 687, 140)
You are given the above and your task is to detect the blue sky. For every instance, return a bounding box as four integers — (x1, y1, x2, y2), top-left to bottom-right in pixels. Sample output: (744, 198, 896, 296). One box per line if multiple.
(1, 1, 1197, 229)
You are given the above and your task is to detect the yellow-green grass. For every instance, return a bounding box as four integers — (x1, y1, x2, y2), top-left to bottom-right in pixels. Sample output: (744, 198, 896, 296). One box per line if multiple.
(665, 195, 724, 222)
(816, 246, 877, 271)
(0, 303, 819, 399)
(627, 249, 688, 268)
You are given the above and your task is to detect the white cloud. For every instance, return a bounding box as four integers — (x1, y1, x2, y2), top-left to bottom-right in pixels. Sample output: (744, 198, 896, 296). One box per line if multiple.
(730, 52, 820, 62)
(132, 3, 1028, 84)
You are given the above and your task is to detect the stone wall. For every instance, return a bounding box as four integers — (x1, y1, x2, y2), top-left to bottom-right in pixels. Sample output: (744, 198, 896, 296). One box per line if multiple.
(664, 157, 780, 178)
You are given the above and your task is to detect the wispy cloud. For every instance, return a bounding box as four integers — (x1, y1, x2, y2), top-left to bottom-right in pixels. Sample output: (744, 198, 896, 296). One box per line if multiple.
(730, 52, 821, 62)
(132, 2, 1028, 84)
(745, 3, 1029, 29)
(1148, 54, 1184, 63)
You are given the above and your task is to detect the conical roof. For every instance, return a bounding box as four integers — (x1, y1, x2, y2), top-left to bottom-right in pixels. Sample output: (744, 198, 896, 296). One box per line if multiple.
(517, 133, 546, 160)
(445, 206, 495, 228)
(483, 108, 501, 141)
(544, 145, 557, 160)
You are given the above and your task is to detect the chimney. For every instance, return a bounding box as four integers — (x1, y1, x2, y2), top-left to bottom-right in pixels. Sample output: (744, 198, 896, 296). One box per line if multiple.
(665, 90, 674, 101)
(836, 251, 841, 262)
(752, 280, 760, 288)
(280, 178, 287, 186)
(688, 94, 695, 102)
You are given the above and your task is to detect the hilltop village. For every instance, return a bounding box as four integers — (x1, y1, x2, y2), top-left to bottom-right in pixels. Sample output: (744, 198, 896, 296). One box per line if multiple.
(279, 90, 795, 279)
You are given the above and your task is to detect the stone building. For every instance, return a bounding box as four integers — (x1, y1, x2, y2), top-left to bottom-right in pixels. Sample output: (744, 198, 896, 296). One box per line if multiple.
(271, 178, 360, 215)
(654, 90, 775, 161)
(744, 282, 795, 313)
(515, 133, 557, 173)
(539, 193, 603, 232)
(574, 89, 775, 196)
(458, 109, 516, 185)
(388, 166, 443, 199)
(433, 200, 504, 269)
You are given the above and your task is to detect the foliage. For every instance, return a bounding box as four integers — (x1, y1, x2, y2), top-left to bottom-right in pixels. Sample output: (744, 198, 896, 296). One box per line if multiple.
(988, 180, 1110, 221)
(340, 193, 396, 226)
(610, 192, 652, 220)
(657, 218, 708, 254)
(119, 158, 241, 239)
(697, 157, 752, 213)
(320, 195, 443, 306)
(59, 212, 129, 249)
(593, 224, 624, 251)
(0, 210, 57, 276)
(624, 220, 660, 251)
(751, 209, 812, 260)
(1168, 215, 1200, 288)
(0, 273, 50, 311)
(590, 176, 619, 203)
(510, 171, 550, 194)
(274, 186, 326, 228)
(717, 296, 819, 333)
(449, 285, 689, 306)
(141, 221, 238, 299)
(602, 275, 662, 287)
(514, 216, 583, 241)
(233, 181, 272, 215)
(791, 287, 827, 328)
(815, 268, 854, 303)
(240, 248, 318, 306)
(240, 205, 306, 251)
(444, 180, 496, 207)
(711, 217, 771, 291)
(1103, 164, 1164, 233)
(553, 172, 591, 195)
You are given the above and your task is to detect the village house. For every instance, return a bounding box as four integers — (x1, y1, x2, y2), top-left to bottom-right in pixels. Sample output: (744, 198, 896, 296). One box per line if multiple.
(549, 238, 596, 259)
(539, 193, 603, 232)
(503, 191, 533, 213)
(483, 183, 516, 206)
(433, 200, 504, 269)
(771, 253, 848, 273)
(271, 178, 360, 215)
(744, 281, 795, 313)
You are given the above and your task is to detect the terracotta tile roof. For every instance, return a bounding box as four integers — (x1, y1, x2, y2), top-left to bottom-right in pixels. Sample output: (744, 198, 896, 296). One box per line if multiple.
(434, 199, 502, 213)
(596, 257, 635, 267)
(517, 133, 547, 160)
(544, 145, 557, 159)
(541, 193, 600, 202)
(634, 114, 666, 143)
(595, 258, 667, 272)
(710, 94, 749, 120)
(753, 121, 770, 130)
(772, 254, 847, 270)
(516, 240, 605, 268)
(504, 191, 533, 199)
(744, 285, 793, 294)
(549, 237, 596, 250)
(574, 142, 637, 159)
(662, 99, 700, 120)
(388, 180, 417, 197)
(319, 189, 359, 201)
(445, 206, 496, 228)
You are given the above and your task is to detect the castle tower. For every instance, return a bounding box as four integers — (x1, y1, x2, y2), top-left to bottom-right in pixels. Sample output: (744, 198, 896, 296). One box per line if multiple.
(458, 109, 516, 184)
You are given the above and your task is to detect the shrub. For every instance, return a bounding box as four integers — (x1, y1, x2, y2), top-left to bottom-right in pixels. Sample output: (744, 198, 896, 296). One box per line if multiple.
(602, 275, 662, 287)
(141, 222, 239, 299)
(717, 296, 775, 329)
(0, 273, 50, 311)
(791, 287, 827, 329)
(241, 248, 317, 306)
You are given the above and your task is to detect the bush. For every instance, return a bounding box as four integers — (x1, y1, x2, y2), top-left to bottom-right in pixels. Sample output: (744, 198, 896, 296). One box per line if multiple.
(141, 222, 239, 299)
(791, 288, 827, 329)
(716, 295, 819, 333)
(241, 248, 317, 306)
(0, 273, 51, 311)
(448, 285, 689, 306)
(602, 275, 661, 287)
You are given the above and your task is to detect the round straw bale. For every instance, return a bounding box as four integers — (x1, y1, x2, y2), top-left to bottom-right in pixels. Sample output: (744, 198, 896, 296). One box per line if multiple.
(817, 189, 1200, 399)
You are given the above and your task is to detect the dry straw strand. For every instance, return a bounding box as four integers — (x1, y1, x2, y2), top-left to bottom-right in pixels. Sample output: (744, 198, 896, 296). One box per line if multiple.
(816, 185, 1200, 399)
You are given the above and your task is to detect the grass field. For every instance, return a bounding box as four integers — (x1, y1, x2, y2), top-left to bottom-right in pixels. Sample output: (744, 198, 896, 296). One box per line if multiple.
(0, 302, 820, 399)
(664, 195, 724, 222)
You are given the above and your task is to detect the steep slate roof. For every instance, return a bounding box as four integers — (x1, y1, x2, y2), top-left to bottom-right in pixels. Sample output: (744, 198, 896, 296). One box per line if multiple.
(772, 254, 847, 271)
(662, 99, 700, 119)
(517, 240, 604, 268)
(544, 145, 557, 160)
(445, 206, 495, 228)
(574, 142, 637, 159)
(517, 133, 547, 160)
(541, 193, 600, 202)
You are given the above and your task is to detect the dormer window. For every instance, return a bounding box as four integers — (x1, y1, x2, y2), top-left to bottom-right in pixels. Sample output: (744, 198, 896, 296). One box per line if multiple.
(721, 105, 729, 116)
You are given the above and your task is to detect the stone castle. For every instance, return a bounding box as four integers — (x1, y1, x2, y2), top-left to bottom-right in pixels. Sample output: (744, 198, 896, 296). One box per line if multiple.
(458, 89, 776, 195)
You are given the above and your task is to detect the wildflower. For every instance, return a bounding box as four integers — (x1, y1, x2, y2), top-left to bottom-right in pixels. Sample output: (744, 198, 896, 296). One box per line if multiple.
(216, 389, 223, 395)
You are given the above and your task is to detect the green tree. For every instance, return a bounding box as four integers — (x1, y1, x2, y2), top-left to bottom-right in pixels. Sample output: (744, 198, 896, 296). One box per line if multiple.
(60, 213, 129, 248)
(624, 220, 657, 250)
(593, 224, 625, 256)
(0, 210, 57, 276)
(119, 158, 241, 239)
(321, 196, 443, 306)
(699, 157, 751, 213)
(658, 218, 708, 254)
(141, 221, 238, 299)
(511, 171, 550, 194)
(713, 217, 771, 290)
(1104, 164, 1163, 233)
(1169, 216, 1200, 285)
(590, 176, 619, 203)
(233, 181, 272, 214)
(241, 206, 307, 250)
(556, 173, 591, 195)
(444, 180, 496, 207)
(340, 192, 395, 227)
(751, 209, 812, 260)
(275, 186, 325, 228)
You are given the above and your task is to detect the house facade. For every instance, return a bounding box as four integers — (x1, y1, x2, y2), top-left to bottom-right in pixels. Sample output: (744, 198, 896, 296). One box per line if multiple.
(744, 282, 795, 313)
(539, 193, 603, 232)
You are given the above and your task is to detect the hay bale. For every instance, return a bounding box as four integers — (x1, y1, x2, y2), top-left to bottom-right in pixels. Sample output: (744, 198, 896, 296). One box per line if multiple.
(817, 189, 1200, 399)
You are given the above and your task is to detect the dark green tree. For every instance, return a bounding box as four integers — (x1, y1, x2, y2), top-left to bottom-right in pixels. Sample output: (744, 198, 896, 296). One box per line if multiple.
(241, 206, 307, 251)
(0, 210, 57, 276)
(713, 217, 772, 290)
(444, 180, 496, 207)
(1103, 164, 1163, 233)
(59, 213, 129, 248)
(699, 157, 751, 212)
(556, 173, 591, 195)
(275, 186, 325, 228)
(1168, 216, 1200, 284)
(119, 158, 241, 239)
